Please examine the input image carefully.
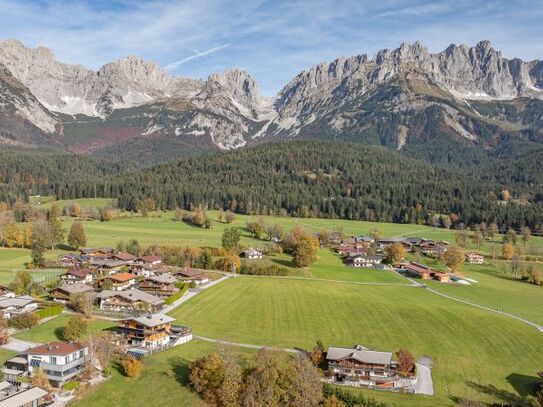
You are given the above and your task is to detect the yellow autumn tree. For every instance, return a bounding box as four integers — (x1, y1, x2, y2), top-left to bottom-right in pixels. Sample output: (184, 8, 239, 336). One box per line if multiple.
(502, 243, 514, 260)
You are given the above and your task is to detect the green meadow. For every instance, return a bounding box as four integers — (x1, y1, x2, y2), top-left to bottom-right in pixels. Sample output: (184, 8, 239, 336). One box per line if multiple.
(0, 198, 541, 406)
(14, 314, 116, 343)
(171, 277, 543, 406)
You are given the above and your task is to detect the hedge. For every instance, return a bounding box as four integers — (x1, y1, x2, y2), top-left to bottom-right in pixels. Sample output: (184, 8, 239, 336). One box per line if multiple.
(63, 380, 80, 391)
(35, 305, 63, 319)
(165, 284, 189, 305)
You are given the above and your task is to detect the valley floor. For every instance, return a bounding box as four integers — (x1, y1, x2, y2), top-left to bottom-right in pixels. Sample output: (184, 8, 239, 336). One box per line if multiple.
(0, 202, 542, 406)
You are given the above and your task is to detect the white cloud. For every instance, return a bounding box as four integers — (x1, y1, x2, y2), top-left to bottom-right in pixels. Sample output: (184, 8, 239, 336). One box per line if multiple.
(164, 43, 230, 71)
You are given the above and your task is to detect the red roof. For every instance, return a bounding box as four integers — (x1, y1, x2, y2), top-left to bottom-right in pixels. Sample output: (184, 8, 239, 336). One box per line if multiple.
(405, 262, 433, 274)
(107, 272, 137, 283)
(113, 252, 136, 261)
(25, 341, 85, 356)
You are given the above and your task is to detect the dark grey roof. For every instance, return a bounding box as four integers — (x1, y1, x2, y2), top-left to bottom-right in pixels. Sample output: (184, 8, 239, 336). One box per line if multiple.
(129, 314, 175, 327)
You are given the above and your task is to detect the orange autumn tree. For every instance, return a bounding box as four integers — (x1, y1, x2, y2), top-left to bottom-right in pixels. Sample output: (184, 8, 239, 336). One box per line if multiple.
(395, 349, 415, 377)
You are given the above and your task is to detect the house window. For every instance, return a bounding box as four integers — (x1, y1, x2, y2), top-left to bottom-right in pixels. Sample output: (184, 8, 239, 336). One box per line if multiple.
(50, 356, 57, 364)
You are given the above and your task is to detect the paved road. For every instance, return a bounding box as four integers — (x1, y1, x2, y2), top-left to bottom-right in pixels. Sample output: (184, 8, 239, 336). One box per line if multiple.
(194, 334, 300, 354)
(1, 337, 40, 352)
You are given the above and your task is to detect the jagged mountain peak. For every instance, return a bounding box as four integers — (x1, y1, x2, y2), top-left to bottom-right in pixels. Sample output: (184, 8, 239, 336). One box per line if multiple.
(207, 69, 262, 113)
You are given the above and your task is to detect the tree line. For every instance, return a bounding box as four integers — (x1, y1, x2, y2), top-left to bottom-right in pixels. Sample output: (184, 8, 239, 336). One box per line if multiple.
(1, 141, 543, 231)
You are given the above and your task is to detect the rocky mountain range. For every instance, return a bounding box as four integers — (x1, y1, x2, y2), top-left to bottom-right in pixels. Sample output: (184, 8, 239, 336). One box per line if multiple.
(0, 38, 542, 164)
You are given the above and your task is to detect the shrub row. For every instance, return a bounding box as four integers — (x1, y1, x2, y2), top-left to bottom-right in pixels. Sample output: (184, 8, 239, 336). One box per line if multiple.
(165, 283, 190, 305)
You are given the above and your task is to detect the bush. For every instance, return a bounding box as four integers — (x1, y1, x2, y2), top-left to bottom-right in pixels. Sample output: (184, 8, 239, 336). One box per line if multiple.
(63, 380, 80, 392)
(63, 315, 88, 341)
(165, 284, 190, 305)
(8, 313, 39, 330)
(35, 305, 63, 319)
(122, 356, 142, 378)
(239, 260, 289, 276)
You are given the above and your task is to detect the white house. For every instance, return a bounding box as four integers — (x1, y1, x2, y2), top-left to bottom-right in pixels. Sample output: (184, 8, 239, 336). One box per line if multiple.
(243, 248, 263, 260)
(22, 342, 89, 387)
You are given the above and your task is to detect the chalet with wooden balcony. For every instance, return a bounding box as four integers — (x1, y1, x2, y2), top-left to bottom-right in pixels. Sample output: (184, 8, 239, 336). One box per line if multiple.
(96, 289, 164, 313)
(326, 345, 416, 389)
(60, 268, 94, 285)
(172, 268, 209, 285)
(99, 273, 137, 291)
(50, 283, 96, 303)
(118, 314, 175, 349)
(137, 274, 179, 298)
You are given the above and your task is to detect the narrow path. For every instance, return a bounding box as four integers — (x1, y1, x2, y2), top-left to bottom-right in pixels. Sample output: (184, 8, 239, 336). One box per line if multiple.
(193, 334, 300, 354)
(424, 285, 543, 333)
(394, 271, 543, 333)
(220, 271, 418, 288)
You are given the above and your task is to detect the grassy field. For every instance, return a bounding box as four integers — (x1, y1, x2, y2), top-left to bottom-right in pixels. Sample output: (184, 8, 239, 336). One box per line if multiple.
(426, 263, 543, 325)
(71, 340, 252, 407)
(170, 277, 543, 406)
(15, 314, 115, 343)
(35, 198, 116, 210)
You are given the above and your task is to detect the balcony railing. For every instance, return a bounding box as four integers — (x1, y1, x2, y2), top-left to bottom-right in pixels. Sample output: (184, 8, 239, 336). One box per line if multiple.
(39, 356, 88, 372)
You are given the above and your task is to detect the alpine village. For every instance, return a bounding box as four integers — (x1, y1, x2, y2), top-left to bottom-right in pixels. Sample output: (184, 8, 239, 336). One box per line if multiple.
(0, 2, 543, 406)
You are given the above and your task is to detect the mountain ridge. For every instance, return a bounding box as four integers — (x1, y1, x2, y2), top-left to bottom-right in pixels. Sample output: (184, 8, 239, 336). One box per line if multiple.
(0, 38, 542, 162)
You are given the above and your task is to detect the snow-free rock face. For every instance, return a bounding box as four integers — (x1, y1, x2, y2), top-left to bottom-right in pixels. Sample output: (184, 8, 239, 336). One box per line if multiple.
(0, 39, 542, 153)
(0, 62, 59, 138)
(274, 41, 543, 129)
(0, 39, 202, 117)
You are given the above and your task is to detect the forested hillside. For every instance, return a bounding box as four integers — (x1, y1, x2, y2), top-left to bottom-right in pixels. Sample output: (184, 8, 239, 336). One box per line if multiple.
(1, 142, 542, 230)
(0, 148, 127, 202)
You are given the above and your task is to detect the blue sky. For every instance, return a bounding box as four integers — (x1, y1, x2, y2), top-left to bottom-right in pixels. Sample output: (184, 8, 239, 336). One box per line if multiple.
(1, 0, 542, 95)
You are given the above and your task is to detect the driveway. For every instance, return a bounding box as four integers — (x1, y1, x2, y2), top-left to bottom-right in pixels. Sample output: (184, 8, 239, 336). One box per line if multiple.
(1, 337, 40, 352)
(411, 357, 434, 395)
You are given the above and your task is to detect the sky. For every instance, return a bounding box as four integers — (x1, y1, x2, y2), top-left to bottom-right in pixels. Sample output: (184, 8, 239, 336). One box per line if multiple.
(1, 0, 542, 95)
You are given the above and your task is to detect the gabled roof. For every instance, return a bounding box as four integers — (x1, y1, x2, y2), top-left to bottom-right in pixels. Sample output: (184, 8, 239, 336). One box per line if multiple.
(80, 247, 113, 255)
(127, 314, 175, 327)
(97, 289, 163, 304)
(138, 255, 162, 263)
(327, 345, 392, 365)
(173, 268, 204, 278)
(65, 268, 93, 278)
(404, 262, 433, 274)
(112, 252, 136, 261)
(90, 259, 127, 268)
(349, 254, 382, 261)
(54, 283, 95, 294)
(144, 274, 177, 284)
(24, 341, 85, 356)
(106, 272, 136, 283)
(0, 295, 36, 308)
